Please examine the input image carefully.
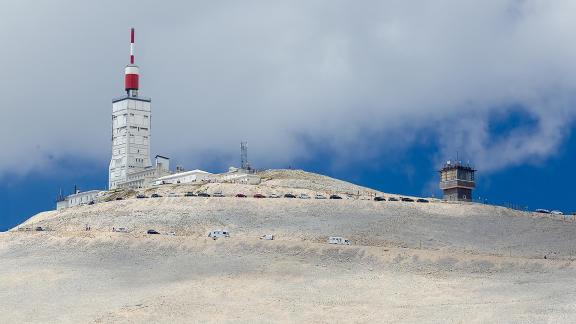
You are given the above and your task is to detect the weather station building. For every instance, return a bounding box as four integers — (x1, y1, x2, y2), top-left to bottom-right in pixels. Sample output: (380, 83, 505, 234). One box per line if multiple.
(439, 160, 476, 202)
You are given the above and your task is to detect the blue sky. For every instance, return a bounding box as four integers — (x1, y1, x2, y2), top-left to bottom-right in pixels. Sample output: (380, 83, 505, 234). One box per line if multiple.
(2, 1, 576, 230)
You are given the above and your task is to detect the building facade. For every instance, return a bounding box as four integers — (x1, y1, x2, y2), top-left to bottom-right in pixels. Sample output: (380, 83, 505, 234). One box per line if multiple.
(439, 161, 476, 202)
(56, 190, 103, 210)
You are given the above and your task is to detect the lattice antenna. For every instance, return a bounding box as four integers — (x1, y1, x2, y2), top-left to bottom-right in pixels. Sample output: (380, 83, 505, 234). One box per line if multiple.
(240, 141, 250, 170)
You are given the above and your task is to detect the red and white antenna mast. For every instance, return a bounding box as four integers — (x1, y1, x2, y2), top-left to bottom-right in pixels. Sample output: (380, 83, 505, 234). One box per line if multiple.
(124, 28, 139, 94)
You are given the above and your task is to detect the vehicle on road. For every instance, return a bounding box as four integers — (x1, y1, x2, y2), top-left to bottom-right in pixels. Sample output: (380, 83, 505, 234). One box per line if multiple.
(269, 193, 280, 198)
(236, 193, 247, 198)
(401, 197, 415, 202)
(208, 230, 230, 240)
(328, 236, 351, 245)
(299, 193, 311, 199)
(147, 229, 160, 235)
(254, 193, 266, 198)
(329, 194, 342, 200)
(284, 193, 296, 198)
(136, 194, 148, 199)
(535, 209, 551, 214)
(374, 196, 386, 201)
(417, 198, 429, 203)
(151, 193, 162, 198)
(213, 192, 225, 197)
(260, 234, 275, 240)
(184, 192, 196, 197)
(551, 210, 564, 215)
(197, 192, 211, 197)
(315, 194, 327, 199)
(387, 197, 398, 201)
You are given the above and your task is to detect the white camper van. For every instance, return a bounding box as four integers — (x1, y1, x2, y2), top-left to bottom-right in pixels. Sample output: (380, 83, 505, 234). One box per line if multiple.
(208, 230, 230, 240)
(328, 236, 351, 245)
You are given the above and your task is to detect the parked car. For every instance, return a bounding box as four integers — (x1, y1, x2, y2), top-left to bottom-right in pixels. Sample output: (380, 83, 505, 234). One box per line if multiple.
(374, 196, 386, 201)
(208, 230, 230, 240)
(551, 210, 564, 215)
(147, 229, 160, 235)
(136, 194, 148, 199)
(35, 226, 44, 232)
(269, 193, 280, 198)
(299, 193, 311, 199)
(328, 236, 351, 245)
(88, 201, 95, 205)
(284, 193, 296, 198)
(213, 192, 225, 197)
(417, 198, 429, 203)
(235, 193, 247, 198)
(115, 197, 124, 201)
(260, 234, 275, 240)
(315, 194, 327, 199)
(535, 209, 551, 214)
(184, 192, 196, 197)
(197, 192, 211, 197)
(166, 231, 176, 236)
(113, 227, 128, 233)
(329, 194, 342, 200)
(401, 197, 415, 202)
(151, 193, 162, 198)
(167, 192, 178, 197)
(388, 197, 399, 201)
(253, 193, 266, 198)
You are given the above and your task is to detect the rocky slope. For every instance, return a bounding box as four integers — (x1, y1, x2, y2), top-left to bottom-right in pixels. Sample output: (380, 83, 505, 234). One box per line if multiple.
(2, 169, 576, 323)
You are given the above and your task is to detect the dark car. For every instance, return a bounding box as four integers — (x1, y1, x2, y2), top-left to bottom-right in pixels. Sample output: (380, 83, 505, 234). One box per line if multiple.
(388, 197, 399, 201)
(197, 192, 211, 197)
(329, 194, 342, 200)
(253, 194, 266, 198)
(284, 193, 296, 198)
(151, 193, 162, 198)
(115, 197, 124, 201)
(417, 198, 429, 203)
(35, 226, 44, 231)
(374, 196, 386, 201)
(401, 197, 414, 202)
(147, 229, 160, 235)
(184, 192, 196, 197)
(136, 194, 148, 199)
(236, 193, 247, 198)
(88, 201, 95, 205)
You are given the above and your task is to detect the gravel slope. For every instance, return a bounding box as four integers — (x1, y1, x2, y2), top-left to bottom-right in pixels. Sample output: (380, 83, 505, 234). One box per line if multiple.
(3, 169, 576, 323)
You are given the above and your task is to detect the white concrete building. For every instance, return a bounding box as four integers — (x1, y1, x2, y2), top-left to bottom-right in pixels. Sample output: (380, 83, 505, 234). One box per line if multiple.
(108, 95, 152, 189)
(57, 190, 103, 210)
(154, 169, 214, 185)
(117, 155, 172, 189)
(219, 167, 261, 185)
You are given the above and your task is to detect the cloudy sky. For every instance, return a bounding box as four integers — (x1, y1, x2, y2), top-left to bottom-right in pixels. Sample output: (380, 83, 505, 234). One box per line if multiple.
(2, 0, 576, 229)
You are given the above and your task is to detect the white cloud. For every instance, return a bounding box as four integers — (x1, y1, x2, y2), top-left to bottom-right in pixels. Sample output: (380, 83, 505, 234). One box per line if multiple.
(0, 0, 575, 176)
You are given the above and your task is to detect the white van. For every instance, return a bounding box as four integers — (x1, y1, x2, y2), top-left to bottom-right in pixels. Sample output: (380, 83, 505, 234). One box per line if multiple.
(260, 234, 275, 240)
(208, 230, 230, 240)
(328, 236, 351, 245)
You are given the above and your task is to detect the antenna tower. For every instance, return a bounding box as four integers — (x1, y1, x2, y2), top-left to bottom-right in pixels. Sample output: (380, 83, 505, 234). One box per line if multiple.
(241, 141, 250, 170)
